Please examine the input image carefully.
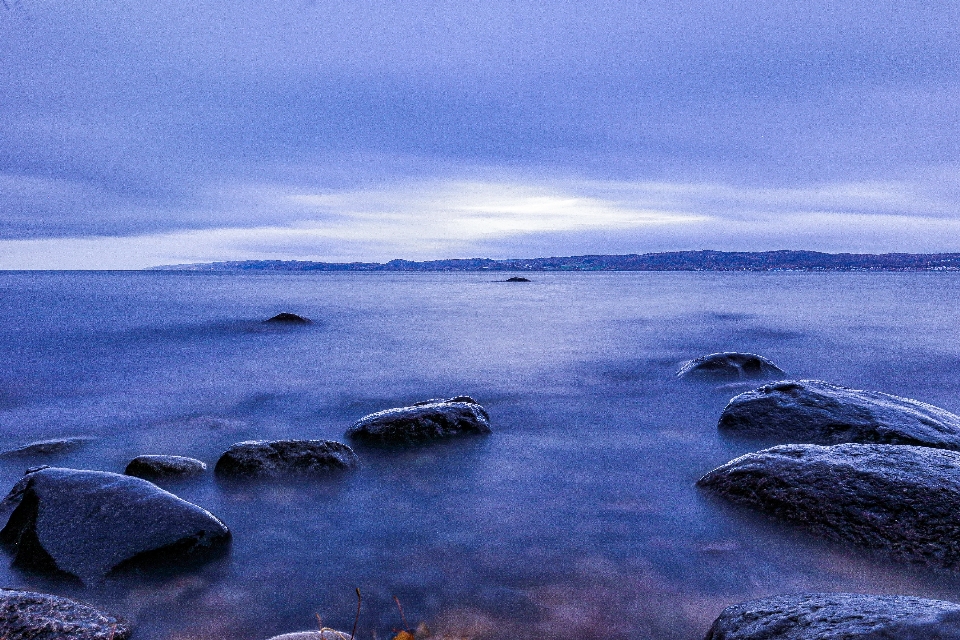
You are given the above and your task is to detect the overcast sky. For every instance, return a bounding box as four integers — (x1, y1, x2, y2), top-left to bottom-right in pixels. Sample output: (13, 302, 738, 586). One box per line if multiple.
(1, 0, 959, 268)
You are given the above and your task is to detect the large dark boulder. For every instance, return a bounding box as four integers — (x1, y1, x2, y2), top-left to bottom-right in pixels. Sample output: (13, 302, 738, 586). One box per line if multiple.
(214, 440, 359, 478)
(719, 379, 960, 449)
(346, 396, 491, 445)
(125, 455, 207, 480)
(0, 436, 94, 458)
(677, 353, 784, 381)
(697, 444, 960, 569)
(0, 589, 131, 640)
(0, 467, 230, 582)
(705, 593, 960, 640)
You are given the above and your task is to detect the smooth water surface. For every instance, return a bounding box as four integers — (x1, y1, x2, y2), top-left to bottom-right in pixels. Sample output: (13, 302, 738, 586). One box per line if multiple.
(1, 271, 960, 640)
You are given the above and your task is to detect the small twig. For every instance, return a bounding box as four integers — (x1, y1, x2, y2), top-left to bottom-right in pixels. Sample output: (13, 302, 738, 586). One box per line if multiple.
(392, 595, 409, 631)
(316, 613, 324, 632)
(108, 624, 116, 640)
(351, 588, 362, 640)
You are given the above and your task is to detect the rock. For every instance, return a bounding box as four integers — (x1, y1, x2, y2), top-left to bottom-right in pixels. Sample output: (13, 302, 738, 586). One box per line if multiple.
(705, 592, 960, 640)
(266, 631, 351, 640)
(0, 467, 230, 582)
(0, 436, 94, 458)
(346, 397, 491, 445)
(504, 276, 531, 282)
(125, 455, 207, 480)
(264, 313, 311, 324)
(214, 440, 359, 478)
(697, 443, 960, 569)
(0, 588, 131, 640)
(677, 353, 784, 380)
(718, 379, 960, 449)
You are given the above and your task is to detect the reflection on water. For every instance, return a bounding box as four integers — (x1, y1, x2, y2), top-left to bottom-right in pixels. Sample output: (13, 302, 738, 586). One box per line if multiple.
(1, 271, 960, 639)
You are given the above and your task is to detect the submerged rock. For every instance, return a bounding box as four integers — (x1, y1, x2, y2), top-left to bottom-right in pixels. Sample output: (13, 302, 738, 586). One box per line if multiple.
(0, 436, 95, 458)
(718, 379, 960, 449)
(125, 455, 207, 480)
(264, 313, 311, 324)
(677, 353, 784, 381)
(697, 443, 960, 569)
(705, 592, 960, 640)
(0, 589, 132, 640)
(504, 276, 531, 282)
(346, 397, 491, 445)
(0, 467, 230, 582)
(214, 440, 359, 478)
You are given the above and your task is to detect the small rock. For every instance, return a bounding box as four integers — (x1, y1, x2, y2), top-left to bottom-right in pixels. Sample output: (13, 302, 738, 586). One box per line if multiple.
(0, 588, 131, 640)
(718, 379, 960, 449)
(697, 443, 960, 569)
(264, 313, 311, 324)
(705, 592, 960, 640)
(346, 397, 491, 445)
(503, 276, 531, 282)
(266, 631, 351, 640)
(677, 353, 784, 380)
(0, 436, 95, 458)
(0, 467, 231, 582)
(125, 455, 207, 480)
(214, 440, 359, 478)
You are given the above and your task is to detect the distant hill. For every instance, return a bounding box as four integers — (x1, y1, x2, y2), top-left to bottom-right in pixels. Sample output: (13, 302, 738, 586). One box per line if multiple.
(153, 250, 960, 272)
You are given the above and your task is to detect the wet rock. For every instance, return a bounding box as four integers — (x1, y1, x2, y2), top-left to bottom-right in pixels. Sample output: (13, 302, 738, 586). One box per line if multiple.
(0, 588, 132, 640)
(697, 443, 960, 569)
(504, 276, 531, 282)
(125, 455, 207, 480)
(264, 313, 311, 324)
(718, 379, 960, 449)
(0, 436, 95, 458)
(705, 592, 960, 640)
(346, 397, 491, 445)
(214, 440, 359, 478)
(677, 353, 784, 380)
(266, 631, 351, 640)
(0, 467, 230, 582)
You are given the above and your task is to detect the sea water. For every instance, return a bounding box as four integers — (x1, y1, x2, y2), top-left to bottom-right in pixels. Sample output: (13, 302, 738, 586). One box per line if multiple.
(1, 270, 960, 640)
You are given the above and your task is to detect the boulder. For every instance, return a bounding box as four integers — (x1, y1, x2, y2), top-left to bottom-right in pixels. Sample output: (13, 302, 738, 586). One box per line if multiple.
(504, 276, 531, 282)
(0, 589, 131, 640)
(346, 397, 491, 445)
(705, 592, 960, 640)
(214, 440, 359, 478)
(264, 313, 311, 324)
(125, 455, 207, 480)
(697, 443, 960, 569)
(718, 379, 960, 449)
(0, 436, 94, 458)
(677, 353, 784, 380)
(0, 467, 230, 582)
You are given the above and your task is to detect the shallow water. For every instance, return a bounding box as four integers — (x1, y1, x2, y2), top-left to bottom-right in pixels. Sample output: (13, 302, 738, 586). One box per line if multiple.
(1, 271, 960, 640)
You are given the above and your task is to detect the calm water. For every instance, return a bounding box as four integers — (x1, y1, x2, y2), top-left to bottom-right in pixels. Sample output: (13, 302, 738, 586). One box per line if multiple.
(1, 271, 960, 640)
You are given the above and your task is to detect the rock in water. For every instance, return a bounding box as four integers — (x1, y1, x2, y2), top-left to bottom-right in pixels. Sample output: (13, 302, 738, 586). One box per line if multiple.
(0, 467, 230, 582)
(266, 631, 352, 640)
(718, 379, 960, 449)
(214, 440, 359, 478)
(504, 276, 531, 282)
(0, 436, 95, 458)
(705, 593, 960, 640)
(697, 443, 960, 569)
(125, 455, 208, 480)
(0, 589, 132, 640)
(264, 313, 311, 324)
(677, 353, 784, 380)
(346, 397, 491, 445)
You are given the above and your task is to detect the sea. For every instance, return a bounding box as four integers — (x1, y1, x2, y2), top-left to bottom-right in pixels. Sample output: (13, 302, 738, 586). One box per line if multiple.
(1, 270, 960, 640)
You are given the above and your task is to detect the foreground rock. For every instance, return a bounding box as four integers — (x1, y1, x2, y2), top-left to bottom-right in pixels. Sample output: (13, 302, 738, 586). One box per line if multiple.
(346, 397, 491, 445)
(0, 436, 94, 458)
(718, 379, 960, 449)
(697, 443, 960, 569)
(677, 353, 784, 381)
(0, 467, 230, 582)
(125, 455, 207, 480)
(0, 589, 131, 640)
(266, 631, 351, 640)
(214, 440, 359, 478)
(705, 592, 960, 639)
(264, 312, 311, 324)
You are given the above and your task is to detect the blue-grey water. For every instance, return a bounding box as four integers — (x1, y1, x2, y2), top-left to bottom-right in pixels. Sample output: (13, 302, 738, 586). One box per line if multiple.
(2, 271, 960, 640)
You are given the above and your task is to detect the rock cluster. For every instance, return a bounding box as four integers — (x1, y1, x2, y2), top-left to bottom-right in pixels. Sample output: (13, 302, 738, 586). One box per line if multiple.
(0, 589, 132, 640)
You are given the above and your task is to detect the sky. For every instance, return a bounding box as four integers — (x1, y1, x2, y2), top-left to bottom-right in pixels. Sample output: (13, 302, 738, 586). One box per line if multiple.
(1, 0, 959, 268)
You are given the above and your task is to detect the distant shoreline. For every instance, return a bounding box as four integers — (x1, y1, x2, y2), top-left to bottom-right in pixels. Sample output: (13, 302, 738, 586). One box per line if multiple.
(152, 250, 960, 272)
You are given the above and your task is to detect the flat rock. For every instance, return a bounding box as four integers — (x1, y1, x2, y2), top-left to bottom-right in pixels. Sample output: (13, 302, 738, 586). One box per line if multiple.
(0, 436, 95, 458)
(214, 440, 359, 478)
(125, 455, 207, 480)
(504, 276, 531, 282)
(346, 397, 491, 445)
(0, 588, 132, 640)
(677, 353, 784, 380)
(718, 379, 960, 449)
(697, 443, 960, 569)
(705, 592, 960, 640)
(266, 631, 351, 640)
(264, 313, 311, 324)
(0, 467, 230, 582)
